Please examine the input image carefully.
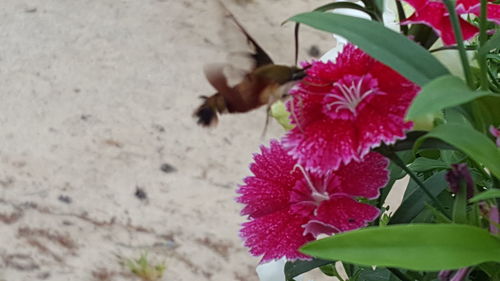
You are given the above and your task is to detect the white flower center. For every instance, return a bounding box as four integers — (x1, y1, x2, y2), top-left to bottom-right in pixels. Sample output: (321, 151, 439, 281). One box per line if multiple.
(323, 74, 381, 119)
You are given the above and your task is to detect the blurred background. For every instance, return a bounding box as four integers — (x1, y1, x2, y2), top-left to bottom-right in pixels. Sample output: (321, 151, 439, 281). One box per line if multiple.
(0, 0, 335, 280)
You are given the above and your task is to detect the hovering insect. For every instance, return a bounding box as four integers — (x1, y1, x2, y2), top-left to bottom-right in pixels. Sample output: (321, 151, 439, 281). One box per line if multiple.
(193, 1, 307, 128)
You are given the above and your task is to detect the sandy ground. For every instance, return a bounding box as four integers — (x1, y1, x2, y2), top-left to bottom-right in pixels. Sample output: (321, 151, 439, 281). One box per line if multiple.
(0, 0, 339, 280)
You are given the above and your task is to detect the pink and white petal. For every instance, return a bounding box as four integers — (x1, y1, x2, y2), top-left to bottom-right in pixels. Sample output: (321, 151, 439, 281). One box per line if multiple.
(401, 2, 447, 27)
(485, 3, 500, 23)
(249, 140, 300, 183)
(237, 140, 302, 218)
(329, 152, 389, 199)
(334, 45, 375, 77)
(402, 7, 479, 45)
(308, 196, 380, 233)
(356, 101, 413, 157)
(303, 219, 339, 238)
(456, 0, 479, 12)
(469, 3, 500, 24)
(370, 62, 420, 100)
(238, 177, 292, 218)
(287, 88, 325, 128)
(240, 208, 314, 262)
(433, 15, 479, 45)
(283, 118, 360, 173)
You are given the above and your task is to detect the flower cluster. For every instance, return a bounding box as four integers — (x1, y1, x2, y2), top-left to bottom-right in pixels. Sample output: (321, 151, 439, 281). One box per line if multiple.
(237, 44, 419, 262)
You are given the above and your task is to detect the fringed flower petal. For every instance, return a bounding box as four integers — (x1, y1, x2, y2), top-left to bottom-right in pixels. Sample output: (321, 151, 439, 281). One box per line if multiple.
(304, 196, 380, 237)
(329, 152, 390, 199)
(238, 140, 302, 218)
(240, 209, 314, 262)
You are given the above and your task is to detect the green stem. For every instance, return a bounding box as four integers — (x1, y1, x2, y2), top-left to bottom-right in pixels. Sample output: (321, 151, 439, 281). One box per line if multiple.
(387, 268, 413, 281)
(388, 151, 451, 219)
(442, 0, 474, 88)
(477, 0, 489, 90)
(429, 45, 477, 53)
(452, 182, 468, 224)
(360, 0, 384, 22)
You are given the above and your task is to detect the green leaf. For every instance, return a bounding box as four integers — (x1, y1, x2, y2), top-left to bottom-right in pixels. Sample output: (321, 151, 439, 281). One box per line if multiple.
(374, 0, 385, 12)
(288, 12, 449, 86)
(471, 95, 500, 131)
(452, 181, 468, 224)
(469, 189, 500, 203)
(300, 224, 500, 271)
(478, 31, 500, 57)
(406, 75, 491, 120)
(319, 264, 338, 277)
(415, 124, 500, 178)
(479, 262, 500, 279)
(284, 258, 332, 280)
(356, 267, 394, 281)
(409, 157, 449, 172)
(378, 151, 412, 209)
(390, 171, 449, 224)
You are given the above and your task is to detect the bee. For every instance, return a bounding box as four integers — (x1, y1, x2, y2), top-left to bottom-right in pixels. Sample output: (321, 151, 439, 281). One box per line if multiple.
(193, 1, 306, 128)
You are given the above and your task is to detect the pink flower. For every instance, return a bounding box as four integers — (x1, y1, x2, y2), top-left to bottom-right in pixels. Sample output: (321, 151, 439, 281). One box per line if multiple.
(401, 0, 500, 45)
(237, 140, 389, 262)
(282, 44, 418, 173)
(490, 125, 500, 147)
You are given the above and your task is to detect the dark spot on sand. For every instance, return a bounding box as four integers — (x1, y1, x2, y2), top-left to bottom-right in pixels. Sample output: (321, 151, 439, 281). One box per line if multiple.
(134, 187, 147, 201)
(160, 163, 176, 173)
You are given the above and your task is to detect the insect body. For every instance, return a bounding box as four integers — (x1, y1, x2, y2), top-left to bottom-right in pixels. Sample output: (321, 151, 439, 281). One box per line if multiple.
(194, 2, 306, 127)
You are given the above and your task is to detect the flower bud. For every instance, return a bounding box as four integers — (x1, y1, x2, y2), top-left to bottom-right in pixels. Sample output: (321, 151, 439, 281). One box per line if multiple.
(445, 163, 474, 199)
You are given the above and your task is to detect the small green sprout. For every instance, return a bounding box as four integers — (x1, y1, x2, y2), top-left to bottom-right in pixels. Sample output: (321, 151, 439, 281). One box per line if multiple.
(122, 253, 166, 281)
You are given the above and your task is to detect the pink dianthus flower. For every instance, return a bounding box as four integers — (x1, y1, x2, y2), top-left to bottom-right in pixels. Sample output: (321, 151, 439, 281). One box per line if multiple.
(283, 44, 419, 173)
(401, 0, 500, 45)
(237, 140, 389, 262)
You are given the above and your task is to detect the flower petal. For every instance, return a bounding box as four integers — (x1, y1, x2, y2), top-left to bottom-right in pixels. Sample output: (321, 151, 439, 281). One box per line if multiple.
(237, 140, 301, 218)
(241, 208, 314, 262)
(304, 196, 380, 237)
(401, 0, 480, 45)
(465, 0, 500, 24)
(329, 152, 390, 199)
(283, 118, 360, 173)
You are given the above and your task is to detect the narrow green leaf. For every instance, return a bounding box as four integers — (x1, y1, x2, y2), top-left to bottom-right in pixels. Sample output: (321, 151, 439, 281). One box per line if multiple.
(479, 262, 500, 279)
(452, 182, 468, 224)
(284, 258, 332, 280)
(478, 31, 500, 57)
(356, 267, 393, 281)
(406, 75, 491, 120)
(472, 95, 500, 130)
(409, 157, 449, 172)
(415, 124, 500, 178)
(469, 189, 500, 203)
(374, 0, 385, 12)
(390, 171, 449, 224)
(300, 224, 500, 271)
(288, 12, 449, 86)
